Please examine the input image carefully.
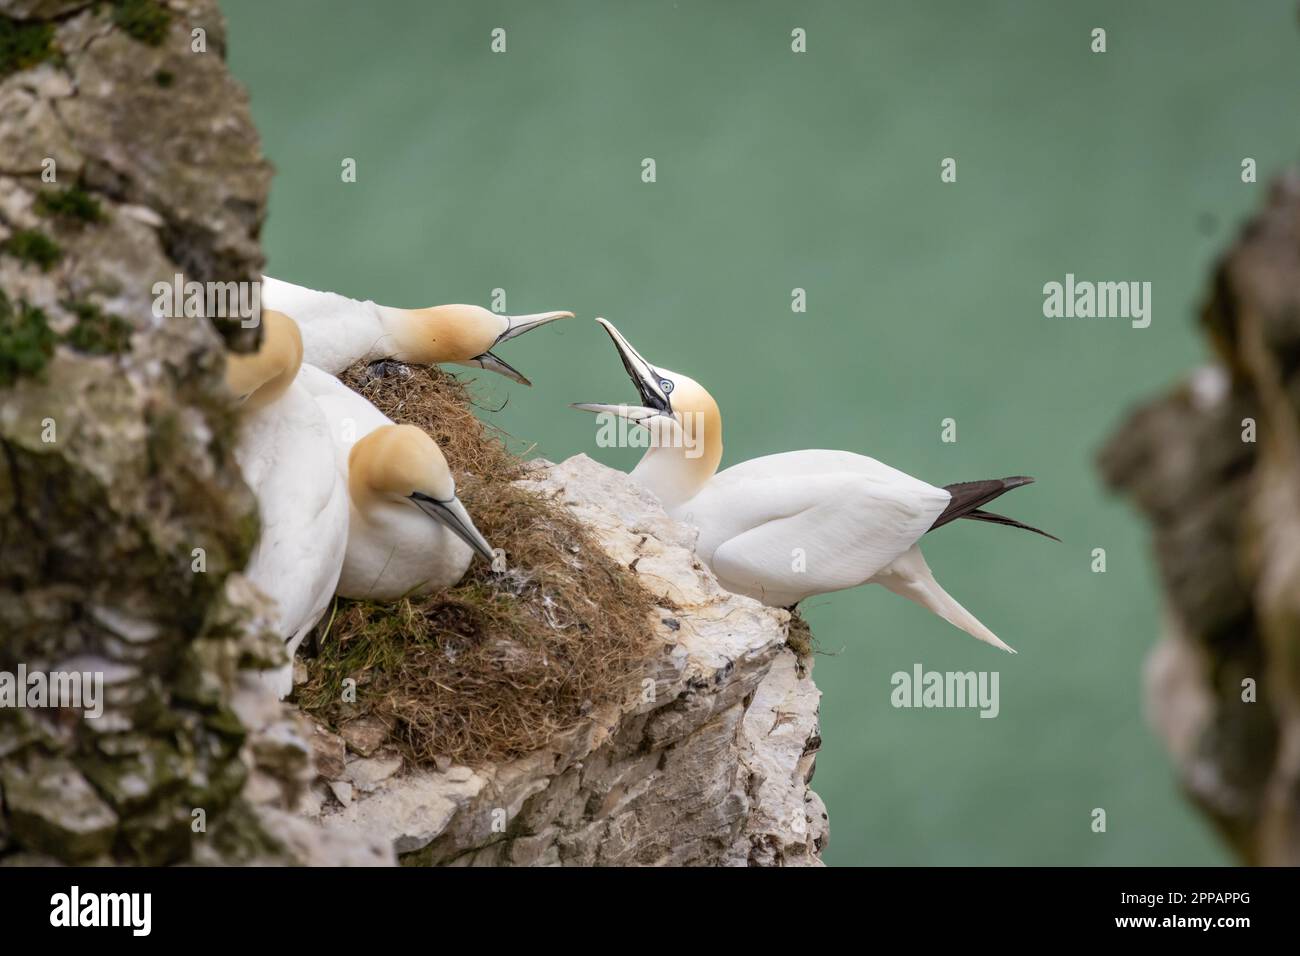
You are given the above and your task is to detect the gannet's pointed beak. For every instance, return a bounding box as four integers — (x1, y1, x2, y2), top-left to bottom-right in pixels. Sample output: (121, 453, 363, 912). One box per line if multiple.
(494, 310, 573, 346)
(575, 317, 673, 420)
(570, 402, 664, 423)
(462, 351, 531, 386)
(464, 310, 573, 386)
(410, 492, 497, 563)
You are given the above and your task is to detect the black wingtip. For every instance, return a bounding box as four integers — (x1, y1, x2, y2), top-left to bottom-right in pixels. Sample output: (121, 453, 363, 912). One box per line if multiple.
(931, 477, 1038, 531)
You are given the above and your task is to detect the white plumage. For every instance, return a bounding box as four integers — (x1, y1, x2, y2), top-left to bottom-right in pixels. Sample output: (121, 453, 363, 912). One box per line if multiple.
(296, 363, 496, 601)
(296, 361, 391, 449)
(260, 276, 390, 375)
(684, 450, 949, 608)
(225, 312, 349, 697)
(261, 275, 572, 384)
(577, 318, 1050, 653)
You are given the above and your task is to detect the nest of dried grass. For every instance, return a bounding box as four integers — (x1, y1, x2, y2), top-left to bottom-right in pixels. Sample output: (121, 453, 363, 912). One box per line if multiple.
(785, 609, 815, 677)
(297, 362, 658, 766)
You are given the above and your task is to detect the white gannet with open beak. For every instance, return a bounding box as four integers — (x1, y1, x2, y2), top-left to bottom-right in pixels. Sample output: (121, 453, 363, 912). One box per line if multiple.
(295, 363, 497, 600)
(261, 276, 573, 384)
(574, 318, 1057, 653)
(224, 310, 349, 696)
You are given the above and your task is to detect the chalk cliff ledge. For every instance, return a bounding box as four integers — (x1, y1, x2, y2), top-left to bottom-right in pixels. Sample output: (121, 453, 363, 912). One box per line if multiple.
(300, 455, 828, 867)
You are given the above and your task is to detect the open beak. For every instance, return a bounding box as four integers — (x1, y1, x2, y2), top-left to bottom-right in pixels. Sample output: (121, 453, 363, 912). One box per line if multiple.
(495, 310, 573, 345)
(463, 310, 574, 387)
(461, 351, 531, 386)
(410, 492, 497, 563)
(570, 317, 673, 424)
(570, 402, 664, 424)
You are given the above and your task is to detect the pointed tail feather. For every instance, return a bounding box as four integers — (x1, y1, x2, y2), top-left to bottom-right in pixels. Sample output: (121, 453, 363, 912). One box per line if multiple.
(873, 545, 1017, 654)
(963, 508, 1061, 542)
(930, 476, 1034, 531)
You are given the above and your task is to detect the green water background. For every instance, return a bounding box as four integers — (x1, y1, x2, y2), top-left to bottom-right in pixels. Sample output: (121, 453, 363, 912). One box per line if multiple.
(222, 0, 1300, 865)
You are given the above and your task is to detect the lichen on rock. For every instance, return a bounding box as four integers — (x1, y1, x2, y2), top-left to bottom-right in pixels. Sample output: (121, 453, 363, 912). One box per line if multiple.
(0, 0, 371, 866)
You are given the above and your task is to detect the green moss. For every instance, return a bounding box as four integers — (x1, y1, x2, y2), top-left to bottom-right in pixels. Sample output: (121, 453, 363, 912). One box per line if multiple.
(0, 16, 56, 79)
(36, 186, 106, 225)
(0, 291, 56, 387)
(1, 229, 62, 272)
(63, 301, 132, 355)
(113, 0, 171, 46)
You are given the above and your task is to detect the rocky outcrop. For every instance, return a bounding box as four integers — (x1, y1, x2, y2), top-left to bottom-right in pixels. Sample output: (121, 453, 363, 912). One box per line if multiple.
(302, 456, 827, 866)
(1098, 174, 1300, 865)
(0, 0, 382, 865)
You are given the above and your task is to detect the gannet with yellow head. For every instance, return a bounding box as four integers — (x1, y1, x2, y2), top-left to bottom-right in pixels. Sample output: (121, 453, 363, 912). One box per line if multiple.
(225, 309, 350, 697)
(574, 318, 1057, 652)
(338, 423, 495, 599)
(294, 364, 496, 600)
(261, 276, 572, 383)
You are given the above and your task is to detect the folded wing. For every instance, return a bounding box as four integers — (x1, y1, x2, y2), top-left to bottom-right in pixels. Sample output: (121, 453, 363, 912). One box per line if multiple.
(688, 450, 950, 607)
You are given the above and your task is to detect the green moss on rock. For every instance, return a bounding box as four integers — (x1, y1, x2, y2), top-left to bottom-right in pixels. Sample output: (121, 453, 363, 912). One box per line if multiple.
(82, 741, 190, 817)
(113, 0, 171, 47)
(1, 229, 62, 272)
(0, 291, 56, 387)
(0, 16, 56, 79)
(37, 186, 107, 225)
(118, 801, 195, 865)
(0, 755, 119, 862)
(63, 301, 133, 355)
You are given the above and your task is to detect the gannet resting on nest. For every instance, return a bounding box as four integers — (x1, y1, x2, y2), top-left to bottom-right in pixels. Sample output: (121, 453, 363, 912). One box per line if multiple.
(296, 363, 497, 600)
(574, 318, 1057, 653)
(261, 276, 572, 384)
(224, 311, 349, 697)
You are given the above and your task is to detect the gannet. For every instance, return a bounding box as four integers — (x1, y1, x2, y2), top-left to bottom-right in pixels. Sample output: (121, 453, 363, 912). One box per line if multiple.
(261, 276, 573, 383)
(574, 319, 1057, 653)
(224, 311, 349, 697)
(295, 363, 497, 600)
